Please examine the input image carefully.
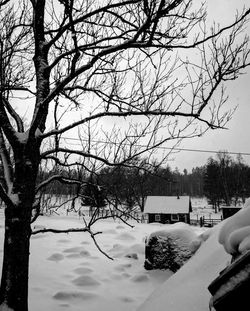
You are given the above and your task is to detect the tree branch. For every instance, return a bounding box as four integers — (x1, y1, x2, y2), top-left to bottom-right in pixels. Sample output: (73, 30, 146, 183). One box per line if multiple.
(46, 0, 141, 49)
(31, 225, 113, 260)
(0, 102, 18, 147)
(0, 129, 13, 192)
(0, 183, 14, 208)
(35, 174, 83, 193)
(40, 109, 200, 139)
(2, 97, 24, 132)
(31, 226, 90, 235)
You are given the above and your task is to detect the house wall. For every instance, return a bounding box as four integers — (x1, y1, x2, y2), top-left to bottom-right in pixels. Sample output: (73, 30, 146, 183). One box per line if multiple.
(148, 213, 190, 224)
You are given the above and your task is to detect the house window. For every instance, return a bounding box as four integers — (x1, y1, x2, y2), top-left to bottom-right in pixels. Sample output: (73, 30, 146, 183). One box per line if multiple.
(155, 214, 161, 222)
(171, 214, 179, 221)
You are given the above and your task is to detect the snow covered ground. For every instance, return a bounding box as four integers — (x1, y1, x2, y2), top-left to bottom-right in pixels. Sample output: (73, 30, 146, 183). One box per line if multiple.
(0, 200, 233, 311)
(0, 210, 176, 311)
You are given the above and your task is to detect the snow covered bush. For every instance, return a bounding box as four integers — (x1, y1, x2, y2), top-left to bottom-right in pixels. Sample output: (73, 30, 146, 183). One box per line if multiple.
(144, 223, 203, 272)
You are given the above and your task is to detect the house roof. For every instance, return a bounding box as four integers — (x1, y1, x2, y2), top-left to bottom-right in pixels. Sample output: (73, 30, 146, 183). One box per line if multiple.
(144, 196, 191, 214)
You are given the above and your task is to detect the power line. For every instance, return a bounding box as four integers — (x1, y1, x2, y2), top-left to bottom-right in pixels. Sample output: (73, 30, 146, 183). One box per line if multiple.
(59, 136, 250, 157)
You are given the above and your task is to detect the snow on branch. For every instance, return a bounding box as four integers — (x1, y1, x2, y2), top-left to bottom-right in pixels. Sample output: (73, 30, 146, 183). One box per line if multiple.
(0, 105, 18, 146)
(31, 226, 90, 235)
(0, 130, 13, 192)
(2, 97, 24, 132)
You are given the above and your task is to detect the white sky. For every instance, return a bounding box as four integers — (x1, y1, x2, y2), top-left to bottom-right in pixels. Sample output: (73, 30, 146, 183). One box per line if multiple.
(171, 0, 250, 172)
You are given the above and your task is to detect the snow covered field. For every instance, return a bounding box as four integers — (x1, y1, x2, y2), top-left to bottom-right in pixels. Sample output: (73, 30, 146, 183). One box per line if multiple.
(0, 210, 175, 311)
(0, 201, 234, 311)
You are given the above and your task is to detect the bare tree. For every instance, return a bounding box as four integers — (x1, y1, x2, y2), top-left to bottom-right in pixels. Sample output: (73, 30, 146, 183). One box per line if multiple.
(0, 0, 250, 310)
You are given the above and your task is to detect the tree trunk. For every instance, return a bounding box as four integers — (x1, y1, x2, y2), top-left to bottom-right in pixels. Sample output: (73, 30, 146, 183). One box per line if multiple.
(0, 140, 39, 311)
(0, 204, 32, 311)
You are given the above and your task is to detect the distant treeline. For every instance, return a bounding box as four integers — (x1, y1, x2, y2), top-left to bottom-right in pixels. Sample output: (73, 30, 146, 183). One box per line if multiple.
(28, 152, 250, 212)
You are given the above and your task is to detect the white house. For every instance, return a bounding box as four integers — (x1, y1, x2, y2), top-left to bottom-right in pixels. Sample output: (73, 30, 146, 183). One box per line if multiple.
(144, 196, 192, 224)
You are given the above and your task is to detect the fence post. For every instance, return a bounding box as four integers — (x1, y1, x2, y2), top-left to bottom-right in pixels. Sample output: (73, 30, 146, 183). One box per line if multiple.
(200, 216, 203, 227)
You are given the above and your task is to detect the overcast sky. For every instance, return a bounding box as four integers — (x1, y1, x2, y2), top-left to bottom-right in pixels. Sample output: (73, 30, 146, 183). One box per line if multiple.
(15, 1, 250, 173)
(170, 0, 250, 172)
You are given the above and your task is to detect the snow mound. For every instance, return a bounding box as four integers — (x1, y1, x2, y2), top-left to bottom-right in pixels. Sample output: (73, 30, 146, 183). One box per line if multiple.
(145, 222, 204, 271)
(147, 222, 202, 246)
(138, 224, 230, 311)
(219, 198, 250, 255)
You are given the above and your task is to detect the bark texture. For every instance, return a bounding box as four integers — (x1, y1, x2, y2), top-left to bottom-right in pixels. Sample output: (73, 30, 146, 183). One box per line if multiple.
(0, 207, 31, 311)
(0, 141, 40, 311)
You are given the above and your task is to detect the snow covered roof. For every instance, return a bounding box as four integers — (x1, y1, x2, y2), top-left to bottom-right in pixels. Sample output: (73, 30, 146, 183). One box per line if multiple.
(144, 196, 191, 214)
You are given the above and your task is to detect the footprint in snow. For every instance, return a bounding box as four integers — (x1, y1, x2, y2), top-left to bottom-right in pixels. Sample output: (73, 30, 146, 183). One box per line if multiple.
(122, 272, 131, 278)
(57, 239, 71, 244)
(65, 250, 90, 259)
(119, 296, 135, 303)
(63, 246, 86, 253)
(125, 253, 138, 260)
(131, 274, 149, 283)
(81, 241, 90, 245)
(47, 253, 64, 262)
(63, 247, 91, 258)
(116, 225, 125, 230)
(53, 291, 98, 301)
(72, 275, 101, 287)
(73, 267, 93, 275)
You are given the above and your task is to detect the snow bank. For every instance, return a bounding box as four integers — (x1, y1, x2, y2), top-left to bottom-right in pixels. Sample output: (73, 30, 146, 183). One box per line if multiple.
(138, 223, 231, 311)
(219, 198, 250, 255)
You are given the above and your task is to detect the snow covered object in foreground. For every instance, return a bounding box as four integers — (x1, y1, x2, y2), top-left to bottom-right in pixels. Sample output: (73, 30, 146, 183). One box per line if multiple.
(144, 222, 204, 272)
(219, 198, 250, 257)
(138, 223, 230, 311)
(208, 249, 250, 311)
(208, 199, 250, 311)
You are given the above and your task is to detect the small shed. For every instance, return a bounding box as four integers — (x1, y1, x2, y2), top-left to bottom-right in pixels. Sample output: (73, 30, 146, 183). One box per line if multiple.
(221, 206, 242, 220)
(144, 196, 192, 224)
